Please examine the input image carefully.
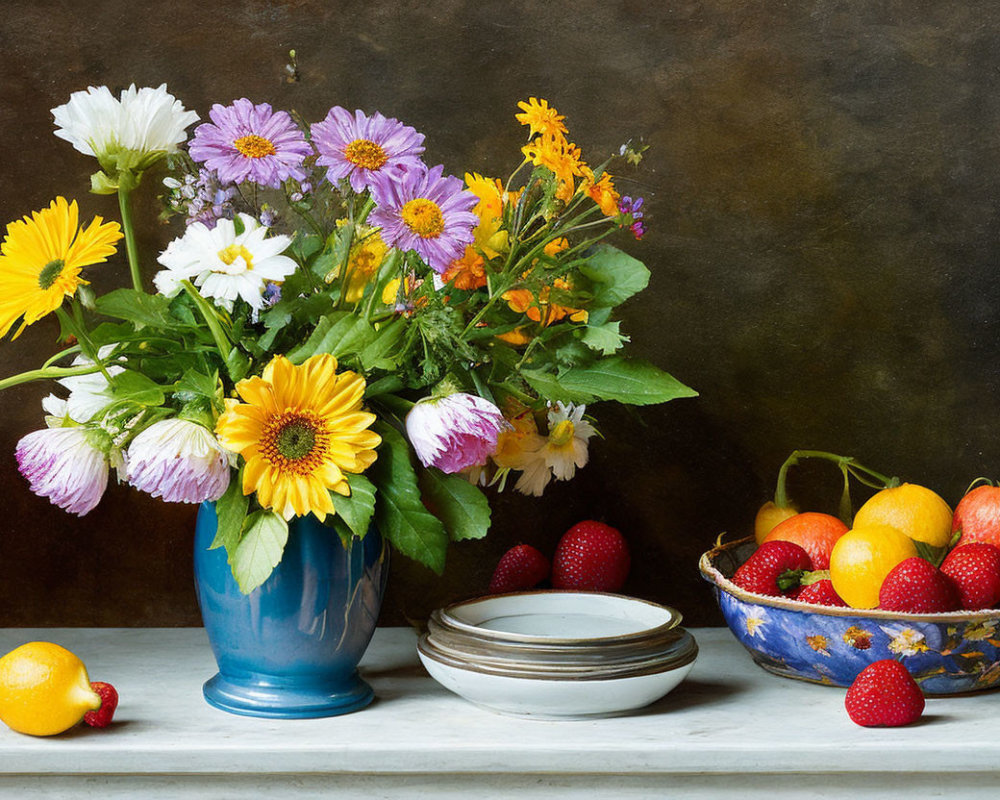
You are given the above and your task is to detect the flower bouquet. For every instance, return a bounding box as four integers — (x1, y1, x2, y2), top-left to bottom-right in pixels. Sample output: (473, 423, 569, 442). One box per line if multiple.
(2, 85, 695, 596)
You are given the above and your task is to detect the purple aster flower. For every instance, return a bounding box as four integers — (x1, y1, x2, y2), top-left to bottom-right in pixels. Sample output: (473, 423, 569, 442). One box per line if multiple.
(16, 427, 109, 516)
(189, 99, 311, 189)
(311, 107, 425, 193)
(369, 164, 479, 273)
(125, 419, 230, 503)
(405, 392, 510, 474)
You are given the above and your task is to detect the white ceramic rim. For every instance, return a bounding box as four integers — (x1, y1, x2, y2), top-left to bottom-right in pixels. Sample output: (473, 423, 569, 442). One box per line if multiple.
(437, 590, 683, 646)
(417, 632, 699, 682)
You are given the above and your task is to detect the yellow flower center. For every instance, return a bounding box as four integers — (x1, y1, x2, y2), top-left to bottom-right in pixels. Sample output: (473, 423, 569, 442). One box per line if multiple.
(548, 419, 575, 447)
(233, 134, 277, 159)
(260, 412, 327, 475)
(400, 198, 445, 239)
(37, 259, 65, 290)
(216, 244, 254, 275)
(344, 138, 388, 170)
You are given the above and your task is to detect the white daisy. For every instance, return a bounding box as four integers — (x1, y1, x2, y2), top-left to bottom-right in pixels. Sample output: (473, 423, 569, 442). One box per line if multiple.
(512, 402, 596, 496)
(52, 84, 199, 162)
(43, 348, 125, 424)
(154, 214, 297, 312)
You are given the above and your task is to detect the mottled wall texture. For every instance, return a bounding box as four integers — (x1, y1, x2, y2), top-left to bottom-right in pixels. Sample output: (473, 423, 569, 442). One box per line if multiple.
(0, 1, 998, 627)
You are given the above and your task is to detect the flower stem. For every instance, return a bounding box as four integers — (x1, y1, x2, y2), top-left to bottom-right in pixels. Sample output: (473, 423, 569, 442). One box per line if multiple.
(180, 280, 232, 362)
(773, 450, 898, 513)
(0, 363, 105, 393)
(118, 186, 143, 292)
(55, 305, 116, 386)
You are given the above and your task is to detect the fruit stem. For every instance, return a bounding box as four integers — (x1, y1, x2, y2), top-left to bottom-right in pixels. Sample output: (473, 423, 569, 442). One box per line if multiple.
(964, 476, 997, 494)
(773, 450, 898, 519)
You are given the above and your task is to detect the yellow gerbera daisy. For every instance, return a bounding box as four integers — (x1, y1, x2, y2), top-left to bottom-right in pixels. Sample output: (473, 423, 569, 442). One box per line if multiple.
(215, 354, 381, 521)
(515, 98, 568, 138)
(0, 197, 122, 339)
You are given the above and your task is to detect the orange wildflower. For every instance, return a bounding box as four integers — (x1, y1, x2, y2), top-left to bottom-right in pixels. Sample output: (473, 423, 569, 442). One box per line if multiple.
(582, 172, 620, 217)
(514, 98, 568, 138)
(441, 247, 488, 291)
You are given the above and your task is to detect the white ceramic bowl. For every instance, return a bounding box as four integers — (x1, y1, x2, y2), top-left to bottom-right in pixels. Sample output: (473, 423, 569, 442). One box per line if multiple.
(417, 635, 697, 719)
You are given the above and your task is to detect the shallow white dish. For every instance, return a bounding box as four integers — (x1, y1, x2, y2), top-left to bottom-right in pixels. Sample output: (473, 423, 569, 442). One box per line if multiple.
(417, 637, 697, 719)
(439, 591, 682, 645)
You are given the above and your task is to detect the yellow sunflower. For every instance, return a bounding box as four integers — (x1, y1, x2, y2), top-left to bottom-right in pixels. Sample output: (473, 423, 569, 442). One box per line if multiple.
(215, 354, 381, 521)
(0, 197, 122, 339)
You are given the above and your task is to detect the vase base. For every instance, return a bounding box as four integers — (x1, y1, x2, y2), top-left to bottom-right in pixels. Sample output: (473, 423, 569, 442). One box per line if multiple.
(202, 671, 375, 719)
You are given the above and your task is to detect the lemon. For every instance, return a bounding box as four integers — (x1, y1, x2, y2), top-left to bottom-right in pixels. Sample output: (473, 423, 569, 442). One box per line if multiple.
(0, 642, 101, 736)
(753, 501, 799, 545)
(852, 483, 953, 548)
(829, 524, 919, 609)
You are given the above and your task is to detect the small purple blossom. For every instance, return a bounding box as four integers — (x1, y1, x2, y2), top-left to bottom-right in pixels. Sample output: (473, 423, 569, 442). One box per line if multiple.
(405, 392, 509, 474)
(189, 99, 312, 189)
(369, 164, 478, 273)
(617, 195, 646, 240)
(125, 418, 230, 503)
(16, 427, 109, 516)
(311, 107, 425, 193)
(262, 281, 282, 307)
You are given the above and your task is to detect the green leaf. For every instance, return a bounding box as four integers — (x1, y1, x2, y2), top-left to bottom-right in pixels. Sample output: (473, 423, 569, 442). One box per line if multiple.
(335, 473, 377, 540)
(225, 349, 251, 382)
(210, 479, 248, 551)
(522, 357, 697, 406)
(229, 510, 289, 594)
(581, 321, 630, 356)
(359, 316, 407, 371)
(286, 312, 377, 364)
(96, 289, 183, 329)
(577, 245, 651, 307)
(106, 370, 166, 406)
(418, 468, 491, 542)
(368, 422, 448, 574)
(175, 368, 220, 403)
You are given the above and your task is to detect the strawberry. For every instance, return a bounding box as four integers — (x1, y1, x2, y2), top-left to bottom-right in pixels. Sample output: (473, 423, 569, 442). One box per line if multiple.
(731, 541, 812, 597)
(940, 543, 1000, 610)
(878, 557, 960, 613)
(83, 681, 118, 728)
(550, 521, 630, 592)
(845, 660, 924, 727)
(488, 544, 551, 594)
(795, 578, 847, 607)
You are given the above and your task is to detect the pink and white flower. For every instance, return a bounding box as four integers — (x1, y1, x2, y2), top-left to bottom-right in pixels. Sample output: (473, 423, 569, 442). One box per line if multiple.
(125, 418, 230, 503)
(405, 392, 509, 474)
(15, 427, 109, 515)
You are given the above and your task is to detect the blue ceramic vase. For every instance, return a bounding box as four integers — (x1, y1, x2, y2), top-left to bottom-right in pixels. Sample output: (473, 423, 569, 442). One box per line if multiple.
(193, 501, 388, 718)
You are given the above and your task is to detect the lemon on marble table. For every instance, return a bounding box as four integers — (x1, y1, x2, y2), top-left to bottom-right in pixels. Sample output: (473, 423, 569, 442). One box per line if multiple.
(0, 641, 112, 736)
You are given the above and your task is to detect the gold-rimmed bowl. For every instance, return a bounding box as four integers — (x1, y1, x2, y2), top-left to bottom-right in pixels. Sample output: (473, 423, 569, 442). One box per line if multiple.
(700, 536, 1000, 694)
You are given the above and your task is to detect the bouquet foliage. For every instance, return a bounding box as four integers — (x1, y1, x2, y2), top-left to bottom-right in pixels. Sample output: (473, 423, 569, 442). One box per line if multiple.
(1, 86, 694, 592)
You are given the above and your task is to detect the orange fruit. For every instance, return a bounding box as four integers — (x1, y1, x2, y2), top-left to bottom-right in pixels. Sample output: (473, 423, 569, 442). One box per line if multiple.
(953, 485, 1000, 548)
(852, 483, 953, 548)
(829, 524, 919, 609)
(762, 512, 849, 570)
(753, 501, 799, 545)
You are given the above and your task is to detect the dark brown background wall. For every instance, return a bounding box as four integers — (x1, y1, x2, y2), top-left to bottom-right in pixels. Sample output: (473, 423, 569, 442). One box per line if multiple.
(1, 1, 998, 627)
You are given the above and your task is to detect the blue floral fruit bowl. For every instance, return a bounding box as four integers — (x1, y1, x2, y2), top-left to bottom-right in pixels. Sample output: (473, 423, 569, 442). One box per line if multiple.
(699, 536, 1000, 695)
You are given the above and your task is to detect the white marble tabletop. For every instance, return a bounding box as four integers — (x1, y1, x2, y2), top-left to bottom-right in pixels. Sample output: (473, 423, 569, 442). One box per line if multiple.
(0, 626, 996, 798)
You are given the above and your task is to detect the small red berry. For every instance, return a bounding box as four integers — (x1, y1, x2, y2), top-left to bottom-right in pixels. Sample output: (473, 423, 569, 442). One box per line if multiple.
(731, 541, 812, 597)
(940, 543, 1000, 610)
(488, 544, 550, 594)
(845, 660, 924, 727)
(551, 521, 630, 592)
(878, 558, 960, 613)
(83, 681, 118, 728)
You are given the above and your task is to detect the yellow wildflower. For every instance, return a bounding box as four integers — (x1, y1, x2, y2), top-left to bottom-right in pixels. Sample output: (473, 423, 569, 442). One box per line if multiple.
(515, 97, 568, 138)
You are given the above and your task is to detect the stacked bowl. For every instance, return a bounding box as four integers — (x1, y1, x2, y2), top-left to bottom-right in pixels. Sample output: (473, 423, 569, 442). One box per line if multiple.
(418, 591, 698, 718)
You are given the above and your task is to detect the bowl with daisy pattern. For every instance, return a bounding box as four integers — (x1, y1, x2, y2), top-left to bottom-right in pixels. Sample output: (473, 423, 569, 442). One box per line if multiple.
(699, 536, 1000, 695)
